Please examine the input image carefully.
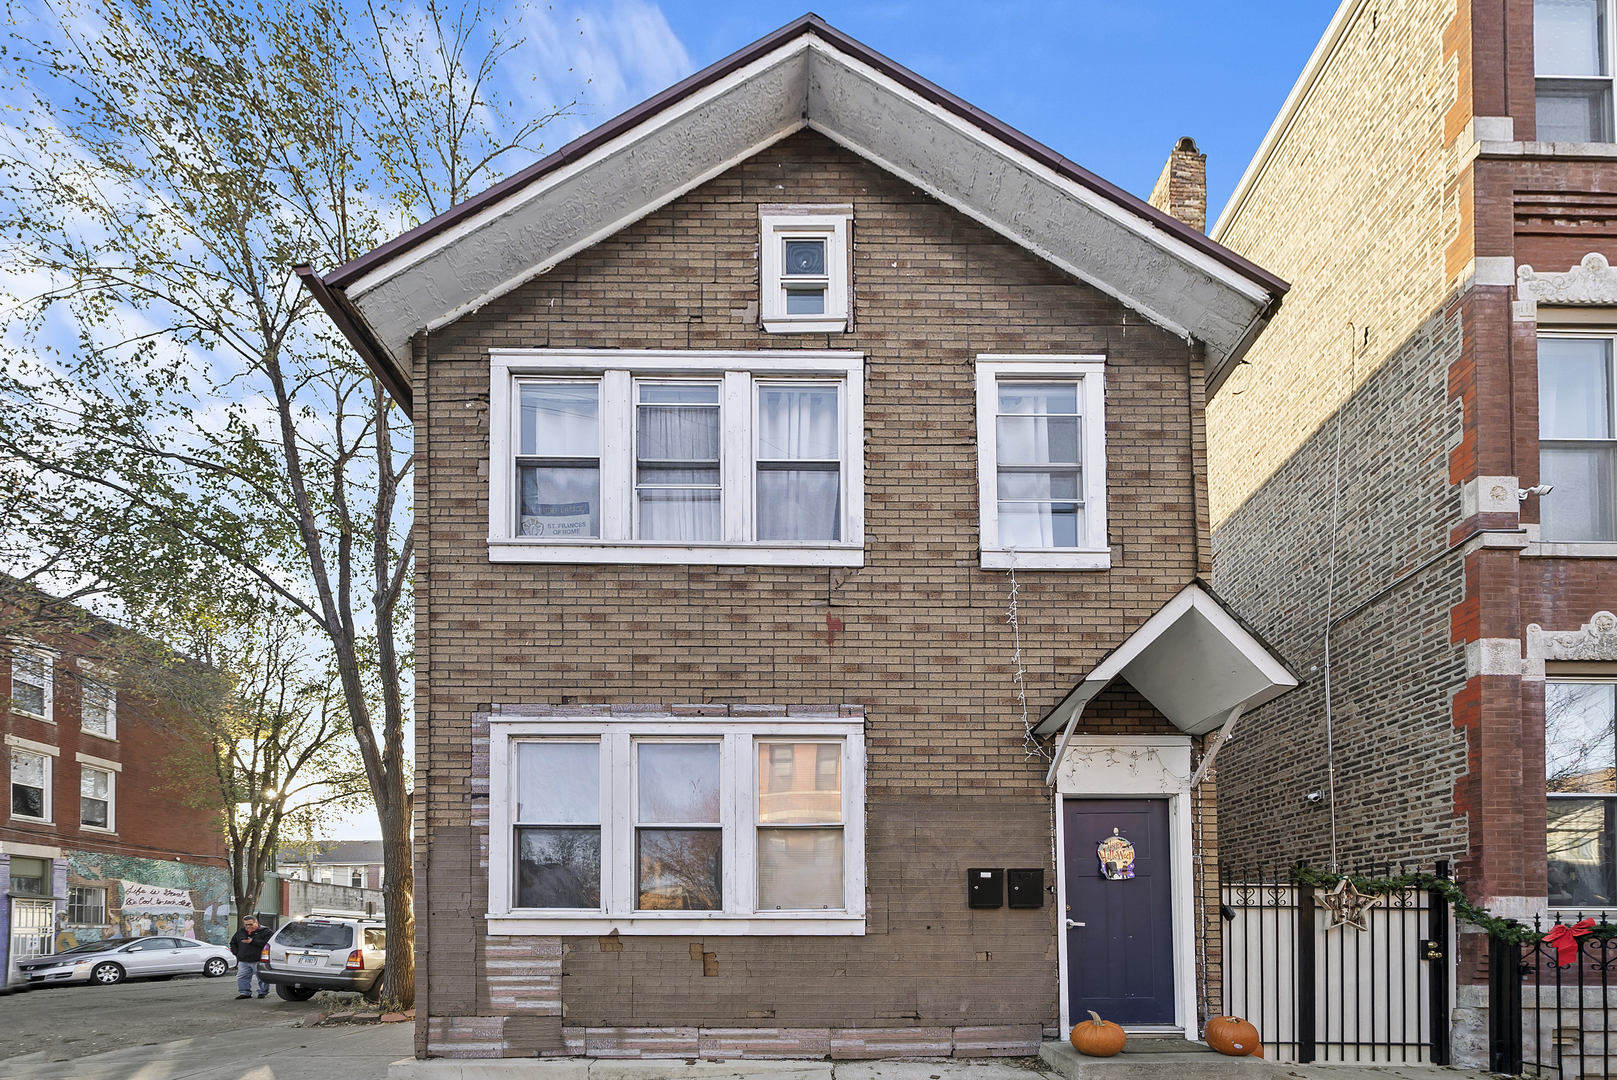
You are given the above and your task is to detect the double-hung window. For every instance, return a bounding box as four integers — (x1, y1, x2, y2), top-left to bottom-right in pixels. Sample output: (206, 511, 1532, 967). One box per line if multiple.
(490, 350, 864, 566)
(975, 355, 1109, 570)
(10, 747, 49, 820)
(80, 766, 113, 830)
(1537, 0, 1616, 141)
(10, 650, 51, 720)
(1547, 679, 1617, 907)
(489, 712, 865, 935)
(80, 676, 115, 739)
(1539, 335, 1616, 541)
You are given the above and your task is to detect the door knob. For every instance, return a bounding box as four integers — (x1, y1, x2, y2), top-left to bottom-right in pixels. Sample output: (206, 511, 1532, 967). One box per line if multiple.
(1066, 919, 1085, 928)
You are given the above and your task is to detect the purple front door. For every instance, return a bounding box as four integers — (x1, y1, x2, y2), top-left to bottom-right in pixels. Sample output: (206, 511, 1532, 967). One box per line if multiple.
(1064, 798, 1175, 1026)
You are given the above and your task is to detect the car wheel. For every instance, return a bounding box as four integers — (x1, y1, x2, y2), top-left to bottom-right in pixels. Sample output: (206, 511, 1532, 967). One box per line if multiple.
(276, 984, 316, 1001)
(203, 957, 229, 978)
(91, 962, 124, 985)
(362, 971, 386, 1003)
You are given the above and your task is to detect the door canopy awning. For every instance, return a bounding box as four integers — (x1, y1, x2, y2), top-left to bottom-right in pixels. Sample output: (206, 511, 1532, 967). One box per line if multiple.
(1036, 582, 1298, 782)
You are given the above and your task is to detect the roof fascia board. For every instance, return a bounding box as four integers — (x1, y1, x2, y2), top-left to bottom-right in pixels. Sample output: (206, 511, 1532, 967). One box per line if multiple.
(344, 41, 812, 301)
(1210, 0, 1366, 240)
(802, 42, 1271, 306)
(295, 265, 413, 418)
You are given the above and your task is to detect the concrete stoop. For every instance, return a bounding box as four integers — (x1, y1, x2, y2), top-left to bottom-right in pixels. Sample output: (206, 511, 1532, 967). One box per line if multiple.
(1039, 1041, 1268, 1080)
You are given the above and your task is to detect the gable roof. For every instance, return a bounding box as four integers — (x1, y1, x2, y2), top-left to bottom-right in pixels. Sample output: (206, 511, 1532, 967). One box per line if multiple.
(301, 14, 1287, 418)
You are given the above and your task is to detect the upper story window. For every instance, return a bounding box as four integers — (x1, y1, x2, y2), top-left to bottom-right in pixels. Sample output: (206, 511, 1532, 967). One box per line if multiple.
(1539, 335, 1615, 541)
(974, 355, 1109, 570)
(759, 205, 851, 334)
(10, 650, 51, 721)
(490, 350, 865, 567)
(1547, 678, 1617, 906)
(80, 765, 114, 830)
(80, 676, 115, 739)
(1537, 0, 1616, 141)
(487, 713, 865, 935)
(10, 747, 50, 821)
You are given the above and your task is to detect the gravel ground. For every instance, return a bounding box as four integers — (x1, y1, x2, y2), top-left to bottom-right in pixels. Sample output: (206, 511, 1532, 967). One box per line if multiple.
(0, 972, 324, 1062)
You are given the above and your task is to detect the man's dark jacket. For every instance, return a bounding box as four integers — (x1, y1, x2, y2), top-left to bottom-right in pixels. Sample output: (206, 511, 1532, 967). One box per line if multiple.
(229, 926, 271, 962)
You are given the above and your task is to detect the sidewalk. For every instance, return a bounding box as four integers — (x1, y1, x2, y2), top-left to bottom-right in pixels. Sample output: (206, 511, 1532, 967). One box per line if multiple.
(0, 1022, 409, 1079)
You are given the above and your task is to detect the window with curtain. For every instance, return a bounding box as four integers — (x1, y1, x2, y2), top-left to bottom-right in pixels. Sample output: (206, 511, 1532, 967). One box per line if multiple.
(1537, 0, 1616, 141)
(494, 720, 864, 933)
(636, 383, 721, 541)
(1539, 335, 1616, 541)
(517, 381, 600, 539)
(1547, 680, 1617, 907)
(756, 384, 841, 542)
(80, 767, 112, 829)
(496, 354, 862, 564)
(11, 749, 47, 819)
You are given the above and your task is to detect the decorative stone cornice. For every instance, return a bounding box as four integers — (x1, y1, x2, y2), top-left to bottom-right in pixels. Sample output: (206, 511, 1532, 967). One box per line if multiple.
(1516, 253, 1617, 320)
(1527, 611, 1617, 662)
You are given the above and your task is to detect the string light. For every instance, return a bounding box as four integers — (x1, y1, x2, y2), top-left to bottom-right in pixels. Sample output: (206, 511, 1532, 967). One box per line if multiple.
(1006, 553, 1051, 762)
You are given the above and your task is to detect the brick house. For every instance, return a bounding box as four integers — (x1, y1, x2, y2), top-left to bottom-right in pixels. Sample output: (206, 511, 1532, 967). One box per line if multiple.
(1206, 0, 1617, 1064)
(301, 16, 1295, 1062)
(3, 592, 231, 984)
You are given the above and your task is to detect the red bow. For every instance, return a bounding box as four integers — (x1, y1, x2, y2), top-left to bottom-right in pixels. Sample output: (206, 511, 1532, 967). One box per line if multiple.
(1544, 918, 1597, 967)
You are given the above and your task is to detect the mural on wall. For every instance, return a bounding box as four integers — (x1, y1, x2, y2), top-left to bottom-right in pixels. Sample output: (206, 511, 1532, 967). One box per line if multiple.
(63, 851, 230, 946)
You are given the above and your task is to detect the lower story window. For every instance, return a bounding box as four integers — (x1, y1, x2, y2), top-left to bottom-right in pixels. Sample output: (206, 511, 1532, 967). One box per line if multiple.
(492, 713, 865, 934)
(68, 886, 107, 925)
(1547, 678, 1617, 906)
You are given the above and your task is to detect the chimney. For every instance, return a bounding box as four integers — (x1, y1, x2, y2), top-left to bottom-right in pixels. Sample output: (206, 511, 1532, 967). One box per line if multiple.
(1148, 137, 1207, 233)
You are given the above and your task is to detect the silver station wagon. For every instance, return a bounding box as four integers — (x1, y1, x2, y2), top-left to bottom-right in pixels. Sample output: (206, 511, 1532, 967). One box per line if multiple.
(17, 935, 236, 985)
(256, 911, 386, 1001)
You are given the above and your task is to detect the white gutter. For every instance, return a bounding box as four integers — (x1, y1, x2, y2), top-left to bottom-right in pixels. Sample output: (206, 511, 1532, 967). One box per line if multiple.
(1210, 0, 1369, 241)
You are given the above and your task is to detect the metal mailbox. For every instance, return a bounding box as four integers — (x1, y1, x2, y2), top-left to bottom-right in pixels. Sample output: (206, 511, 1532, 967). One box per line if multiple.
(967, 867, 1003, 908)
(1007, 868, 1044, 908)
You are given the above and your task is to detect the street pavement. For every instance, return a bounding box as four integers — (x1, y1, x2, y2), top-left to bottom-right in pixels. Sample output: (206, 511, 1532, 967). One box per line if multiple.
(0, 1022, 409, 1079)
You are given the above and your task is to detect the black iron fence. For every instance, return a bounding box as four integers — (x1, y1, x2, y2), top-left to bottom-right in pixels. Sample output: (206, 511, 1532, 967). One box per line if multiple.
(1491, 913, 1617, 1079)
(1221, 862, 1452, 1064)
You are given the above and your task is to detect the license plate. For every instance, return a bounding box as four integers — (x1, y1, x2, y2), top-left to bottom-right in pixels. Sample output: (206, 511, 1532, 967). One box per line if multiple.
(298, 955, 320, 966)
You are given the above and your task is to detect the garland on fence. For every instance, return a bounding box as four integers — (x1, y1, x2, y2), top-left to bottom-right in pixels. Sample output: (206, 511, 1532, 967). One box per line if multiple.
(1288, 865, 1615, 944)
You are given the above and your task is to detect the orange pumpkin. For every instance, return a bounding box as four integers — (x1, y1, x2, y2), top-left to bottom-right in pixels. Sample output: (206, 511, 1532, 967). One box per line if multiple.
(1204, 1015, 1262, 1057)
(1070, 1010, 1127, 1057)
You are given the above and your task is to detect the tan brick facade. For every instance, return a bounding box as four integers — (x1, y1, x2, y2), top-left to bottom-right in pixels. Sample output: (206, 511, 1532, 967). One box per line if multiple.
(411, 129, 1228, 1058)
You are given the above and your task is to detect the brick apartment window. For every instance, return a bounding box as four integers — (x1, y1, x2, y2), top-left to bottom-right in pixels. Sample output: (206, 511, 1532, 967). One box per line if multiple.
(975, 355, 1109, 570)
(11, 748, 49, 820)
(759, 206, 851, 334)
(1539, 335, 1616, 540)
(80, 677, 115, 739)
(11, 651, 51, 720)
(8, 855, 48, 895)
(491, 719, 865, 934)
(1547, 679, 1617, 906)
(491, 350, 864, 566)
(1537, 0, 1616, 141)
(68, 886, 107, 925)
(80, 766, 113, 830)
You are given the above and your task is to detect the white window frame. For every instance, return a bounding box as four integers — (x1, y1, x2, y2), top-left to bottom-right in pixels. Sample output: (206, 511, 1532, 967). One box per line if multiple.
(486, 714, 866, 936)
(7, 735, 57, 823)
(1546, 675, 1617, 910)
(488, 349, 865, 566)
(974, 355, 1110, 570)
(76, 753, 119, 833)
(79, 674, 116, 741)
(759, 205, 852, 334)
(10, 649, 53, 722)
(1538, 331, 1617, 543)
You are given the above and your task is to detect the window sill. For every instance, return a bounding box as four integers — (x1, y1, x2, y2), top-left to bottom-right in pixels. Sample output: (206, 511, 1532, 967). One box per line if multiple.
(79, 729, 117, 743)
(980, 548, 1111, 571)
(1524, 540, 1617, 558)
(488, 539, 865, 567)
(486, 913, 866, 936)
(12, 714, 54, 724)
(762, 317, 848, 334)
(79, 826, 117, 835)
(10, 816, 53, 825)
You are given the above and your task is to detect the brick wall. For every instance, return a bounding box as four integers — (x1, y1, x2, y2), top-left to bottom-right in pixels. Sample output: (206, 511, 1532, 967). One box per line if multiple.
(1212, 302, 1470, 872)
(414, 129, 1220, 1056)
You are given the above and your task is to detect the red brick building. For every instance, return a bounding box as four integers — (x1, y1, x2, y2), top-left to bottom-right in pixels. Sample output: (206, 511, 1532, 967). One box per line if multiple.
(1207, 0, 1617, 1066)
(3, 597, 230, 984)
(304, 17, 1295, 1064)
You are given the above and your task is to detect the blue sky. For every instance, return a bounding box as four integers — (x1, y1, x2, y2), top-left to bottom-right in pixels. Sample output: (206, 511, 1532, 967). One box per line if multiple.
(536, 1, 1340, 227)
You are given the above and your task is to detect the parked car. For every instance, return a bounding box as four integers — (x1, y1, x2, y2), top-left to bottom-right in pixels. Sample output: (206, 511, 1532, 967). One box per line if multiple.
(17, 936, 236, 986)
(256, 911, 386, 1001)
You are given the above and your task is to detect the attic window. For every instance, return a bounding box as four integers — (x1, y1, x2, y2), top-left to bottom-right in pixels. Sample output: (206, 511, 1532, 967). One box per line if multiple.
(760, 205, 851, 334)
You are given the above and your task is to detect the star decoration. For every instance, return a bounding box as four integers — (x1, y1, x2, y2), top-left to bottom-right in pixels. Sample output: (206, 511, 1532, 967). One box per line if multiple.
(1316, 878, 1383, 932)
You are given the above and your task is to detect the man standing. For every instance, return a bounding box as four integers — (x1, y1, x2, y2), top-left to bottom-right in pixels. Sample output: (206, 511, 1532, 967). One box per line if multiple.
(229, 915, 272, 999)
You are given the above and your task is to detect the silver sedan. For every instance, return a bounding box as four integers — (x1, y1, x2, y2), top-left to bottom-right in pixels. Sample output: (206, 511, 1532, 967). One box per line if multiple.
(16, 936, 237, 986)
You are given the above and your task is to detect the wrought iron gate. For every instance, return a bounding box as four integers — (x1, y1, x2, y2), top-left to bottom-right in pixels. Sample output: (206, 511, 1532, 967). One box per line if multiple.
(1221, 862, 1452, 1064)
(1491, 914, 1617, 1078)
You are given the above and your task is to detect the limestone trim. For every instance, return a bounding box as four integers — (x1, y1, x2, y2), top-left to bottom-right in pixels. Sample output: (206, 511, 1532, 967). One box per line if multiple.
(1516, 254, 1617, 320)
(1528, 611, 1617, 663)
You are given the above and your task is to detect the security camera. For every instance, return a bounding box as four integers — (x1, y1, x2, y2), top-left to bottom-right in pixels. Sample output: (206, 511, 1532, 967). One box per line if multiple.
(1518, 485, 1554, 501)
(1304, 791, 1324, 804)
